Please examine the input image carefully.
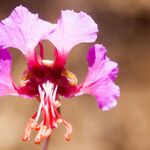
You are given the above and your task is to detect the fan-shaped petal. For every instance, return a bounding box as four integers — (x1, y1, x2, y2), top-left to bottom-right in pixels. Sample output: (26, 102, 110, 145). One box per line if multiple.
(78, 44, 120, 111)
(0, 6, 55, 60)
(47, 10, 98, 66)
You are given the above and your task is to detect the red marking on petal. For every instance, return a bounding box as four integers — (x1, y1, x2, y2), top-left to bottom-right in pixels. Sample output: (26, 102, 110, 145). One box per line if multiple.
(39, 42, 44, 59)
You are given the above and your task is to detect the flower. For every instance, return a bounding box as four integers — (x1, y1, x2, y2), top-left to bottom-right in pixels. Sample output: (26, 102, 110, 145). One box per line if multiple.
(0, 6, 120, 145)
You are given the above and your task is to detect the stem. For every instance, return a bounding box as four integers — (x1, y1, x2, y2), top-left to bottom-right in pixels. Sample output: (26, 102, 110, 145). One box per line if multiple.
(42, 136, 50, 150)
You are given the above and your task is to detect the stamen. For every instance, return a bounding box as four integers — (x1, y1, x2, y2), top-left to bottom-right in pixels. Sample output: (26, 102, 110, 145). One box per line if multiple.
(22, 118, 34, 141)
(55, 100, 61, 107)
(63, 120, 72, 141)
(35, 103, 42, 123)
(22, 117, 39, 141)
(23, 81, 72, 144)
(35, 86, 45, 123)
(52, 85, 58, 103)
(34, 125, 52, 144)
(61, 68, 78, 86)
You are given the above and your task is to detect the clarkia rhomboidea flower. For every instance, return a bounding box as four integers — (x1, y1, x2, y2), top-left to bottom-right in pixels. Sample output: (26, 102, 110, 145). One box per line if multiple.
(0, 6, 120, 145)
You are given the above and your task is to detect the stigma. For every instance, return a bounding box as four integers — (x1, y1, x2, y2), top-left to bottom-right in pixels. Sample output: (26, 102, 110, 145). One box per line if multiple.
(22, 81, 72, 144)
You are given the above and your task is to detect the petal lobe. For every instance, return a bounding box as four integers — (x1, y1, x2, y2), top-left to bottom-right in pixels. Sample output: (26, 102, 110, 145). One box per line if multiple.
(47, 10, 98, 64)
(78, 44, 120, 110)
(0, 6, 55, 60)
(0, 48, 18, 96)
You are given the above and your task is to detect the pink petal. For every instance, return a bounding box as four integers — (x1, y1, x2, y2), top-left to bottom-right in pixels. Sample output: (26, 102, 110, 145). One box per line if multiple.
(78, 44, 120, 111)
(0, 6, 55, 60)
(0, 48, 18, 96)
(47, 10, 98, 64)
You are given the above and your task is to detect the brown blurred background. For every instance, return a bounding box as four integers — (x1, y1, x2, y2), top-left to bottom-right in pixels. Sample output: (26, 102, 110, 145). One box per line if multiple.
(0, 0, 150, 150)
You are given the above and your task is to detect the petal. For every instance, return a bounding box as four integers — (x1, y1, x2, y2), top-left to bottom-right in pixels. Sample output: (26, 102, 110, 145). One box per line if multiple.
(0, 6, 55, 60)
(78, 44, 120, 111)
(47, 10, 98, 64)
(0, 48, 18, 96)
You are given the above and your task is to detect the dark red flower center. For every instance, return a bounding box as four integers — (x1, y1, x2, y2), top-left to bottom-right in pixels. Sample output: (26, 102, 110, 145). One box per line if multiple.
(18, 58, 78, 98)
(18, 43, 78, 144)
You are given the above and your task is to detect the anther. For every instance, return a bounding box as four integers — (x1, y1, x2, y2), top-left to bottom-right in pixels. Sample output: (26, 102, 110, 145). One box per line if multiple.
(34, 125, 52, 144)
(22, 118, 35, 141)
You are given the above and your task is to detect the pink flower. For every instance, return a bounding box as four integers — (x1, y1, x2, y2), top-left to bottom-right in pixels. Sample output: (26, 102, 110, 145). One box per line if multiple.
(0, 6, 120, 145)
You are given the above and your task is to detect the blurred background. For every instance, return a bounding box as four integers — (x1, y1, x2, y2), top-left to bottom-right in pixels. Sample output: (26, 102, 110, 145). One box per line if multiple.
(0, 0, 150, 150)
